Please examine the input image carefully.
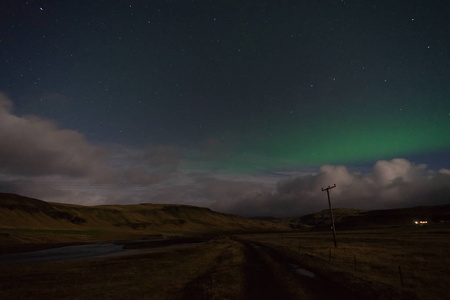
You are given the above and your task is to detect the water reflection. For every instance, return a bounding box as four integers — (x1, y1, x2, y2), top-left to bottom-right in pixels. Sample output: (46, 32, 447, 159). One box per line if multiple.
(290, 263, 316, 278)
(0, 238, 202, 266)
(0, 242, 126, 265)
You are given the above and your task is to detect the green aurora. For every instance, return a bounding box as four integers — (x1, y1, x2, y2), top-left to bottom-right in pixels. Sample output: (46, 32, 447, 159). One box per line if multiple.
(190, 93, 449, 173)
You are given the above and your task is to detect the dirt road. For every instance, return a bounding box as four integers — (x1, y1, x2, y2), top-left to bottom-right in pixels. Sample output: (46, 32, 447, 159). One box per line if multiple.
(180, 238, 365, 300)
(241, 240, 297, 300)
(239, 240, 363, 300)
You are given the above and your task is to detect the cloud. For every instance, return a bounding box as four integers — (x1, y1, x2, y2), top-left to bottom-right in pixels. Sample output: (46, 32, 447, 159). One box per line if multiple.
(225, 159, 450, 217)
(0, 93, 448, 216)
(0, 93, 183, 204)
(0, 93, 109, 179)
(108, 144, 181, 185)
(439, 168, 450, 175)
(372, 158, 426, 185)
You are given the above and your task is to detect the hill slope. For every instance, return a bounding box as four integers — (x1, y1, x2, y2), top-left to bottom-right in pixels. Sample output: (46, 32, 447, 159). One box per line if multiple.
(0, 193, 287, 244)
(290, 205, 450, 229)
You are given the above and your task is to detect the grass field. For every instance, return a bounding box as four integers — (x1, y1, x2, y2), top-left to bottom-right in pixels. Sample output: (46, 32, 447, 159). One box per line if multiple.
(0, 237, 246, 300)
(1, 226, 448, 299)
(1, 194, 449, 299)
(239, 225, 450, 299)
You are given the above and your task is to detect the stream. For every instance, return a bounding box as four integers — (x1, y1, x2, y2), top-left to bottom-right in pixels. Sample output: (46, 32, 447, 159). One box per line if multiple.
(0, 239, 164, 266)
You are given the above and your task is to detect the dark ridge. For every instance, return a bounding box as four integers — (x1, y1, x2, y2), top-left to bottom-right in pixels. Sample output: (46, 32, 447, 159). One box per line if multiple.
(0, 193, 86, 225)
(293, 204, 450, 229)
(249, 216, 280, 221)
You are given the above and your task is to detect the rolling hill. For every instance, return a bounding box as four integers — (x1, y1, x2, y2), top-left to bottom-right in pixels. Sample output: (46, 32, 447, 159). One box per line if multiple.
(0, 193, 287, 245)
(289, 205, 450, 230)
(2, 192, 449, 247)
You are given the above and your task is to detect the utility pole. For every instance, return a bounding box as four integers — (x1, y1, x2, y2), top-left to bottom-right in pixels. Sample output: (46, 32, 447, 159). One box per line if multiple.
(322, 184, 337, 248)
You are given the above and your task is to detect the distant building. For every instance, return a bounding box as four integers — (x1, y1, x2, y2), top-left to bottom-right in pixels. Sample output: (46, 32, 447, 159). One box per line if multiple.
(414, 220, 428, 225)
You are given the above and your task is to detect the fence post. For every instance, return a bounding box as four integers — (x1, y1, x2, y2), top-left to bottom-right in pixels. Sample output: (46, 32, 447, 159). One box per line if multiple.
(399, 265, 404, 286)
(329, 247, 332, 261)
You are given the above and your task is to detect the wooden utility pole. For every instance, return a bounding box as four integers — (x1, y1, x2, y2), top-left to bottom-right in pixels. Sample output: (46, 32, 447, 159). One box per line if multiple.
(322, 184, 337, 248)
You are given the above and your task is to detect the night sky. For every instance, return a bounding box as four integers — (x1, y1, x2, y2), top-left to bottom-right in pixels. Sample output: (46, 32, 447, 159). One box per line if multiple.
(1, 1, 449, 217)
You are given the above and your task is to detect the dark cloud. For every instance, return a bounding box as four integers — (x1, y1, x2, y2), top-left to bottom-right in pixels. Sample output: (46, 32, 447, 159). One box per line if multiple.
(108, 144, 181, 185)
(143, 145, 180, 171)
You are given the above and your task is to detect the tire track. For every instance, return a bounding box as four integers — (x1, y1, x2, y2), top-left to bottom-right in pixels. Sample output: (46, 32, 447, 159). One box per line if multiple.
(179, 238, 367, 299)
(242, 240, 296, 300)
(239, 240, 363, 300)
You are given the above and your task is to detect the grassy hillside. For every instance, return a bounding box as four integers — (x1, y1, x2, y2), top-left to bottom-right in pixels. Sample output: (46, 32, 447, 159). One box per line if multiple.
(0, 193, 287, 245)
(290, 205, 450, 230)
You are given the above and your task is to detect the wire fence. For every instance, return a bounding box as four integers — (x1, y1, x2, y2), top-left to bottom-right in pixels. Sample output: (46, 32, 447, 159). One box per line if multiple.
(244, 233, 444, 293)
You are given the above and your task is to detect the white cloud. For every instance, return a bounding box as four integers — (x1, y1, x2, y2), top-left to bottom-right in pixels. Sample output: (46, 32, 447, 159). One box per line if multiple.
(373, 158, 425, 185)
(0, 93, 109, 179)
(439, 168, 450, 175)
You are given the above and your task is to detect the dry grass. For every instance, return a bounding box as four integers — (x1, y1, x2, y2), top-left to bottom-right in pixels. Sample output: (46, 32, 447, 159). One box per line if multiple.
(2, 227, 447, 299)
(181, 237, 246, 299)
(239, 226, 450, 299)
(0, 237, 246, 300)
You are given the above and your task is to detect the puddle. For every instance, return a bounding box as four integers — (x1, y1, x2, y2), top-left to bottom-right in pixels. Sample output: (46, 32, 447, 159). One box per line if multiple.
(290, 264, 316, 278)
